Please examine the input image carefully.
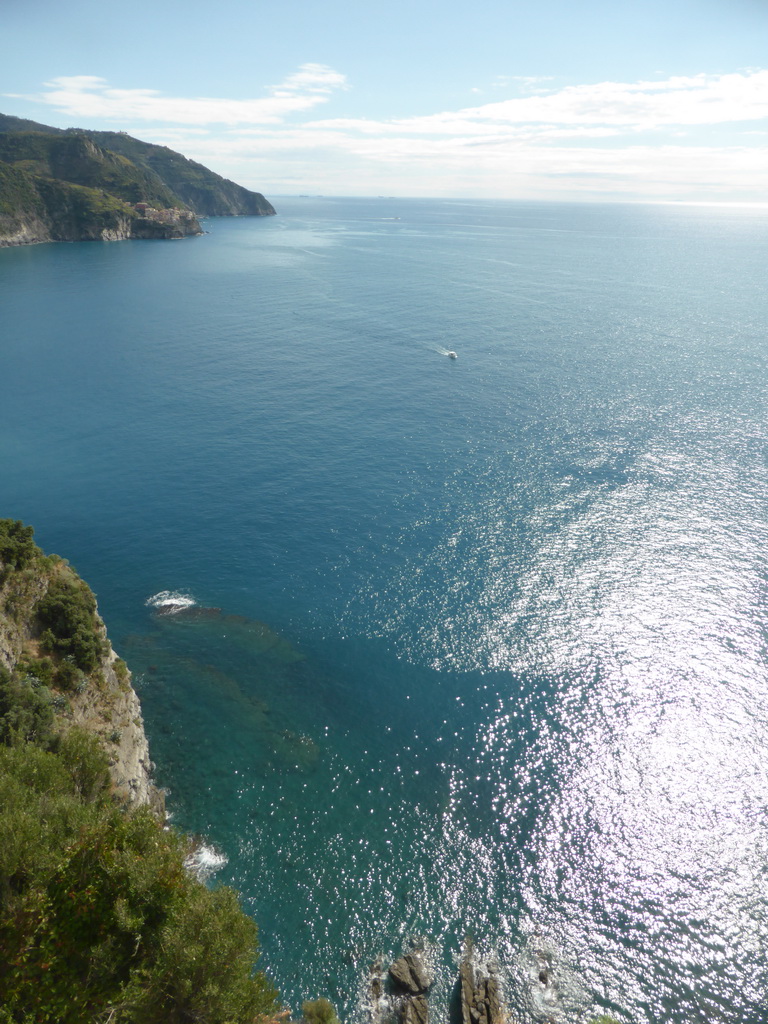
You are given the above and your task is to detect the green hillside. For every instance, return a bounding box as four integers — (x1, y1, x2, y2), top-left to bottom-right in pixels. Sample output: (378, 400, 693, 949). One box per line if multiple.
(85, 130, 276, 216)
(0, 132, 182, 209)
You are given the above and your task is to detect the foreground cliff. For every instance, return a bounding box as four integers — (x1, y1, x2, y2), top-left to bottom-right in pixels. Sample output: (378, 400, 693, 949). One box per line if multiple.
(0, 519, 161, 810)
(0, 519, 279, 1023)
(0, 114, 275, 246)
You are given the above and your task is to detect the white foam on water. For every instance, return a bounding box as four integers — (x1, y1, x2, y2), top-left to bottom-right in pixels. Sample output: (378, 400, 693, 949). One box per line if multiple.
(184, 842, 229, 881)
(145, 590, 197, 613)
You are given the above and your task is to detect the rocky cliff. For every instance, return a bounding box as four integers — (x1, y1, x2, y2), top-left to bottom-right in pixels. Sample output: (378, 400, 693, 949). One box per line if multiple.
(0, 521, 161, 813)
(0, 158, 201, 246)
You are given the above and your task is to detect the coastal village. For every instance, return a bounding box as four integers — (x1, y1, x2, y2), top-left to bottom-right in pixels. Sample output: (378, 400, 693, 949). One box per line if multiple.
(132, 201, 199, 229)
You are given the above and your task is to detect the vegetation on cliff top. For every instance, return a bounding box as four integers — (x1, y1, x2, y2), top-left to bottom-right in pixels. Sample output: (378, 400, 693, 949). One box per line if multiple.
(0, 520, 280, 1023)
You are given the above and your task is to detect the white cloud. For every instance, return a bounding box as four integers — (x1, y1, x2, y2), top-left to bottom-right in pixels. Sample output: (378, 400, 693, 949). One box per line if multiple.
(492, 75, 555, 92)
(272, 63, 348, 95)
(6, 68, 767, 201)
(469, 70, 768, 129)
(309, 70, 768, 139)
(13, 65, 348, 126)
(170, 116, 768, 203)
(18, 68, 767, 136)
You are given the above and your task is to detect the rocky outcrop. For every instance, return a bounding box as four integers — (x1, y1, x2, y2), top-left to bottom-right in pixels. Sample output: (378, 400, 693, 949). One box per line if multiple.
(402, 995, 428, 1024)
(373, 950, 433, 1024)
(68, 641, 164, 813)
(370, 943, 507, 1024)
(390, 954, 432, 995)
(0, 565, 48, 674)
(459, 940, 503, 1024)
(0, 212, 52, 246)
(0, 210, 201, 246)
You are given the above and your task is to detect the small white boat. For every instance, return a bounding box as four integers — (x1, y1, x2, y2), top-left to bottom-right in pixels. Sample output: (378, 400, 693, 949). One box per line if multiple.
(447, 350, 458, 359)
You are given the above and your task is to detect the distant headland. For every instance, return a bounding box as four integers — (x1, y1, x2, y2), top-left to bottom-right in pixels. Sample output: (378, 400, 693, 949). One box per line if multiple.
(0, 112, 275, 247)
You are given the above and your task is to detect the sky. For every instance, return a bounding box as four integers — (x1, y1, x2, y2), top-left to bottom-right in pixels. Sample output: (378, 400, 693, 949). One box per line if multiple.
(3, 0, 767, 202)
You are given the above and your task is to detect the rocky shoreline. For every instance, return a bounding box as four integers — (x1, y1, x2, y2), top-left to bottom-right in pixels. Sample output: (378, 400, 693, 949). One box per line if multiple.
(0, 201, 202, 247)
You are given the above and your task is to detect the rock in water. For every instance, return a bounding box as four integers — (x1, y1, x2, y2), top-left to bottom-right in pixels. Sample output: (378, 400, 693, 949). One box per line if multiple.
(389, 953, 432, 995)
(402, 995, 428, 1024)
(484, 975, 501, 1024)
(460, 952, 476, 1024)
(459, 939, 504, 1024)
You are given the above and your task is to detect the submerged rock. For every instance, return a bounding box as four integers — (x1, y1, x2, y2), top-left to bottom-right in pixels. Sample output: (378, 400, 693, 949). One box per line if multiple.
(152, 603, 304, 662)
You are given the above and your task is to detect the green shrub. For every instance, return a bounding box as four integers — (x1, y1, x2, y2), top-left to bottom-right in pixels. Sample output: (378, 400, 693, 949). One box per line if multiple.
(3, 573, 39, 622)
(56, 728, 111, 802)
(302, 997, 341, 1024)
(0, 669, 55, 747)
(15, 656, 56, 688)
(122, 884, 278, 1024)
(0, 520, 38, 583)
(36, 576, 106, 672)
(52, 655, 83, 692)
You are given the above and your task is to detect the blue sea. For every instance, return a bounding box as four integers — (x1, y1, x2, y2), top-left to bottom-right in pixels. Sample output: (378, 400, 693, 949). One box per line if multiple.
(2, 197, 768, 1023)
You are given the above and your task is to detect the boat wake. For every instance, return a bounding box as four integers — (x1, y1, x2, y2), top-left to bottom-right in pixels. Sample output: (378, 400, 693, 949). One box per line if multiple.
(145, 590, 197, 614)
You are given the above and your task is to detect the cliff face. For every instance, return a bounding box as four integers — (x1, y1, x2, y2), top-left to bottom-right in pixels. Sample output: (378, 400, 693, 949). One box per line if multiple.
(0, 530, 161, 813)
(0, 157, 202, 247)
(69, 644, 162, 812)
(0, 115, 275, 246)
(0, 520, 287, 1024)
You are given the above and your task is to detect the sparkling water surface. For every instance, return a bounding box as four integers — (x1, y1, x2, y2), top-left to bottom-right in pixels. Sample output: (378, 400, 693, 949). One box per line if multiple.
(2, 198, 768, 1023)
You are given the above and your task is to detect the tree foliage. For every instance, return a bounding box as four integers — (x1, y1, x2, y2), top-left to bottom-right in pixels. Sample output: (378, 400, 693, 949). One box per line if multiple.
(0, 520, 37, 584)
(0, 736, 279, 1024)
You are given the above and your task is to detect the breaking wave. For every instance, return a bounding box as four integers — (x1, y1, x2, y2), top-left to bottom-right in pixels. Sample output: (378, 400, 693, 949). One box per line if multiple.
(184, 841, 229, 881)
(145, 590, 197, 614)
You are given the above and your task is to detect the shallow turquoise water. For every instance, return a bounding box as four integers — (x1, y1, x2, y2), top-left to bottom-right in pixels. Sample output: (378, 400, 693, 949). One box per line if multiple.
(2, 198, 768, 1023)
